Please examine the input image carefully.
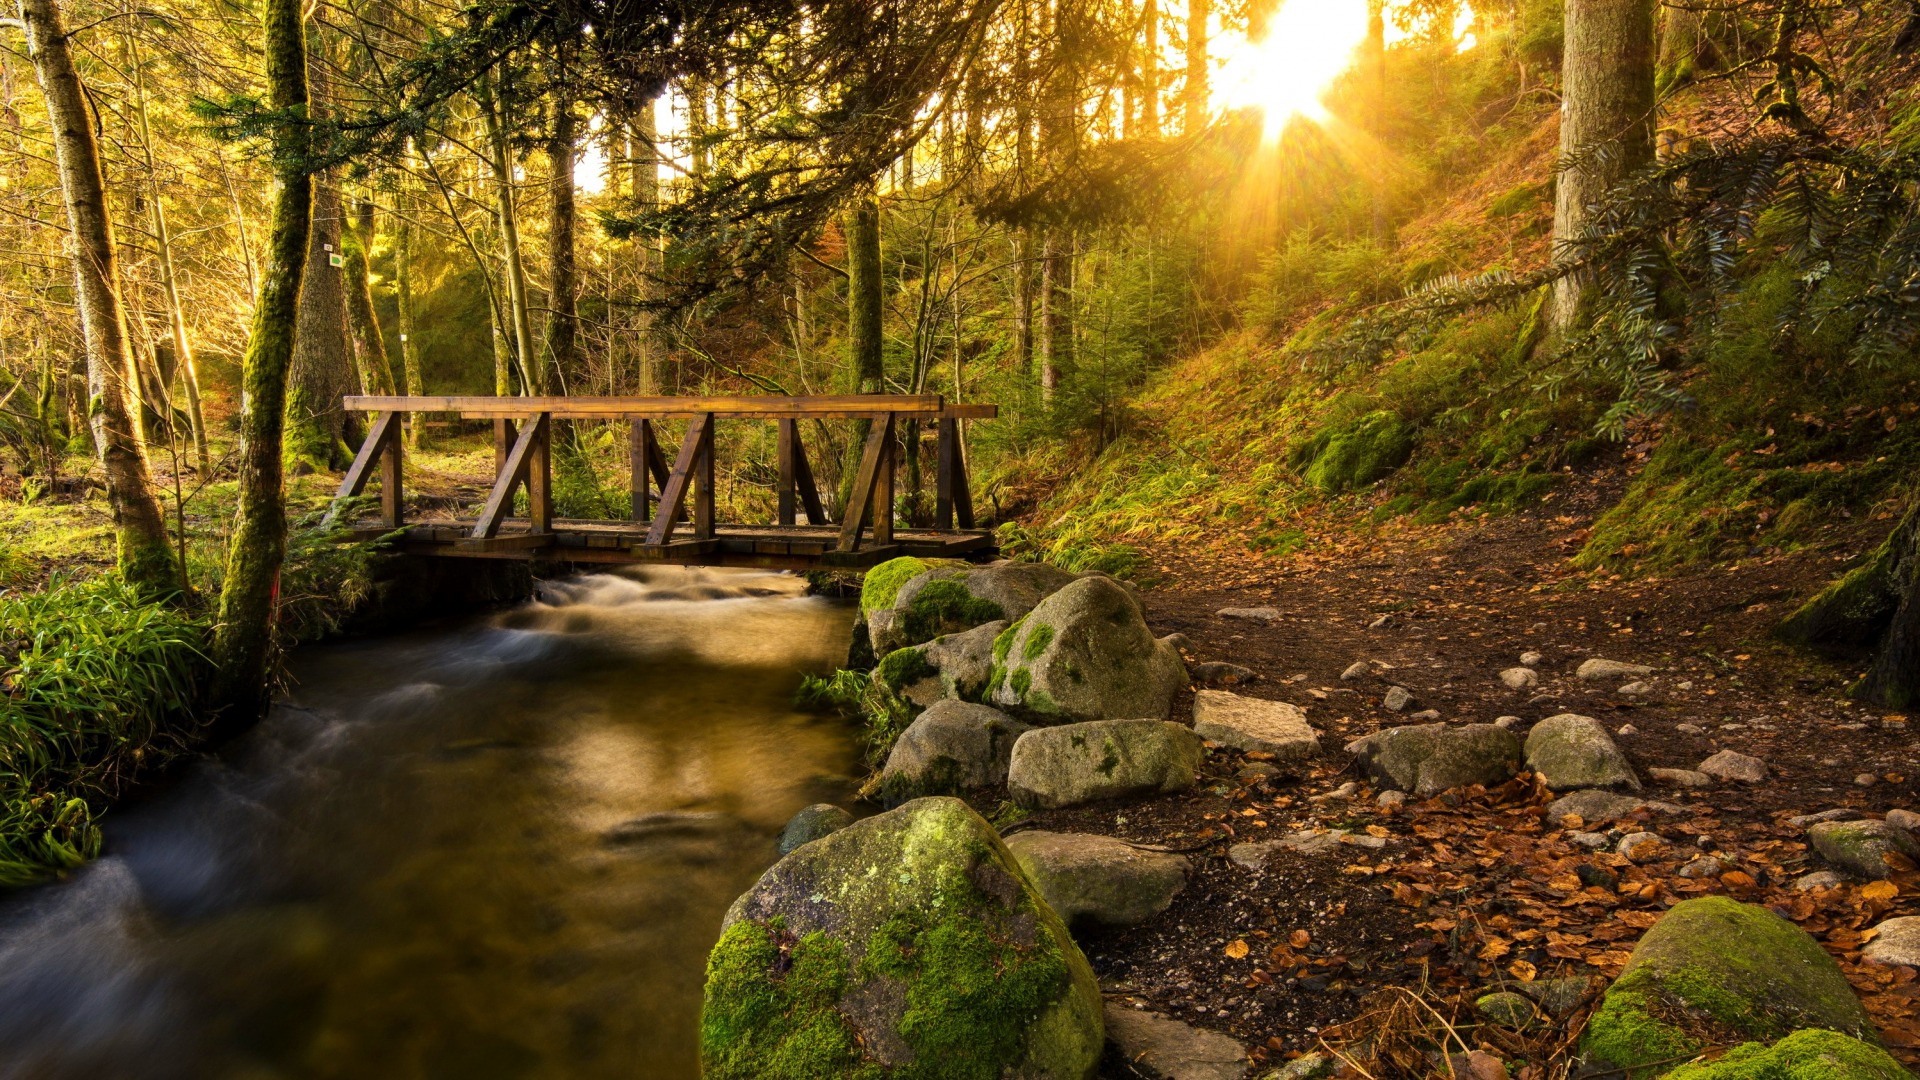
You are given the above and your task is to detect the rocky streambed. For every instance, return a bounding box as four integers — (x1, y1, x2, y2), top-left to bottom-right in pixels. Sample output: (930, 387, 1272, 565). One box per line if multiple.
(704, 556, 1920, 1079)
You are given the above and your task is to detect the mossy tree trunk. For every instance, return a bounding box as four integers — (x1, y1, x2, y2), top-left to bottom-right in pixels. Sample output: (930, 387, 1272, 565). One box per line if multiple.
(1781, 504, 1920, 709)
(545, 95, 578, 390)
(1182, 0, 1208, 134)
(1548, 0, 1656, 334)
(343, 196, 397, 396)
(482, 75, 538, 394)
(208, 0, 311, 725)
(839, 188, 886, 515)
(20, 0, 177, 597)
(394, 190, 425, 446)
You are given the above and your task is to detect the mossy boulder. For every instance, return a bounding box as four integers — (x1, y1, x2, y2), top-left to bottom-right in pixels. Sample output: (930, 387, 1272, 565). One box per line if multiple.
(1660, 1029, 1909, 1080)
(1809, 820, 1920, 881)
(1347, 723, 1523, 797)
(704, 796, 1102, 1080)
(879, 702, 1033, 805)
(923, 620, 1009, 702)
(988, 577, 1187, 723)
(1007, 719, 1203, 810)
(1524, 713, 1641, 792)
(1297, 411, 1415, 493)
(868, 561, 1077, 657)
(1581, 897, 1878, 1078)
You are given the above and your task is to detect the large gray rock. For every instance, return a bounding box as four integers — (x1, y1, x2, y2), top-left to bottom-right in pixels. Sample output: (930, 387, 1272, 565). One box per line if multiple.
(1698, 749, 1768, 783)
(1524, 713, 1641, 792)
(1864, 916, 1920, 967)
(1104, 1005, 1247, 1080)
(869, 560, 1078, 656)
(707, 797, 1102, 1079)
(990, 577, 1187, 722)
(1580, 896, 1877, 1074)
(921, 619, 1009, 702)
(1005, 831, 1190, 927)
(1008, 720, 1203, 810)
(879, 701, 1034, 804)
(777, 804, 854, 855)
(1546, 788, 1684, 824)
(1190, 690, 1319, 766)
(1347, 723, 1522, 797)
(1809, 819, 1920, 880)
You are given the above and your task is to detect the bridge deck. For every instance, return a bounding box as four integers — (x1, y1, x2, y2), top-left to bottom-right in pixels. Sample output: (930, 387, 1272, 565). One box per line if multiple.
(346, 519, 996, 569)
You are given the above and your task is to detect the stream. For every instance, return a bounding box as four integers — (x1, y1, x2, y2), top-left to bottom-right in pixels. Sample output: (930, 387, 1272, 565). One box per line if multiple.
(0, 567, 860, 1080)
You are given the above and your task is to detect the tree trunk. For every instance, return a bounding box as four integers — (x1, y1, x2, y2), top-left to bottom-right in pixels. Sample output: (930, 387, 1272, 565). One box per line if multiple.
(394, 201, 424, 446)
(1139, 0, 1160, 137)
(629, 97, 660, 394)
(545, 101, 577, 391)
(1858, 518, 1920, 708)
(1183, 0, 1210, 134)
(208, 0, 310, 724)
(20, 0, 176, 595)
(482, 78, 538, 394)
(1548, 0, 1656, 333)
(286, 173, 357, 468)
(1039, 229, 1072, 398)
(1779, 503, 1920, 708)
(344, 196, 396, 396)
(847, 192, 884, 393)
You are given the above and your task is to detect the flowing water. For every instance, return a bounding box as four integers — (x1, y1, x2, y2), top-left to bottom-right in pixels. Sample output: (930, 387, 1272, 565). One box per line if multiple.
(0, 567, 859, 1080)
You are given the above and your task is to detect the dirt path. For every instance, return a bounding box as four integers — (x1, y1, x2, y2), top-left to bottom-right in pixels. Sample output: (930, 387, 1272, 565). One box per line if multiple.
(995, 482, 1920, 1076)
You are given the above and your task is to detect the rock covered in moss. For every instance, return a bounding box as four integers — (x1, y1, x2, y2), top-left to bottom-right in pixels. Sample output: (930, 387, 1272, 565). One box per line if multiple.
(1008, 719, 1203, 810)
(1347, 723, 1523, 797)
(1191, 690, 1320, 767)
(1809, 819, 1920, 880)
(778, 804, 855, 855)
(1659, 1029, 1909, 1080)
(704, 796, 1102, 1080)
(922, 619, 1008, 702)
(867, 560, 1077, 656)
(1581, 896, 1878, 1077)
(880, 702, 1033, 804)
(1005, 831, 1190, 927)
(988, 577, 1187, 722)
(1297, 410, 1414, 493)
(1524, 713, 1642, 792)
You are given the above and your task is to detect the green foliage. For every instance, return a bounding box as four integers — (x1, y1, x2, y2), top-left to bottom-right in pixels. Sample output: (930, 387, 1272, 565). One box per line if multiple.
(1296, 411, 1416, 493)
(795, 668, 873, 715)
(899, 579, 1005, 645)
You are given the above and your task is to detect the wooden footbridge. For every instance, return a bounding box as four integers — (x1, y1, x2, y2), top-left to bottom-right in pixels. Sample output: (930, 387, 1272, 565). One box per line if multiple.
(323, 394, 997, 569)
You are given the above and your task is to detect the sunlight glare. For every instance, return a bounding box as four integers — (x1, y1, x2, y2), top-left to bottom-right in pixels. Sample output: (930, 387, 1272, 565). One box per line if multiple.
(1217, 0, 1373, 135)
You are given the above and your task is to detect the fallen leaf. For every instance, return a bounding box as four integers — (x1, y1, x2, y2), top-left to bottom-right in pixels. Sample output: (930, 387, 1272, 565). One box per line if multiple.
(1863, 880, 1900, 903)
(1366, 824, 1390, 838)
(1225, 939, 1250, 959)
(1720, 870, 1756, 888)
(1290, 929, 1312, 949)
(1508, 959, 1538, 981)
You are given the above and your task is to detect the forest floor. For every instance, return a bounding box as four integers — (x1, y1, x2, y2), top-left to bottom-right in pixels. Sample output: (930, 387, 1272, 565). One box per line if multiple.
(985, 452, 1920, 1077)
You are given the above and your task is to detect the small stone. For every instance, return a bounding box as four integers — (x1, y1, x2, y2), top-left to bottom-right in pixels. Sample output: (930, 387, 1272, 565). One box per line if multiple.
(1008, 720, 1204, 810)
(1228, 840, 1283, 869)
(1787, 809, 1857, 827)
(1676, 681, 1694, 691)
(1809, 819, 1920, 880)
(776, 804, 855, 854)
(1887, 809, 1920, 831)
(1648, 768, 1712, 788)
(1525, 713, 1641, 792)
(1376, 790, 1407, 810)
(1235, 763, 1280, 785)
(1569, 831, 1611, 850)
(1499, 667, 1539, 690)
(1382, 686, 1415, 712)
(1865, 917, 1920, 968)
(1409, 709, 1442, 721)
(1576, 658, 1654, 681)
(1191, 690, 1320, 765)
(1697, 749, 1768, 783)
(1856, 773, 1880, 787)
(1191, 661, 1260, 687)
(1340, 660, 1371, 681)
(1475, 991, 1535, 1028)
(1519, 651, 1544, 668)
(1675, 723, 1707, 735)
(1617, 681, 1653, 696)
(1617, 724, 1638, 736)
(1548, 788, 1683, 823)
(1368, 614, 1394, 630)
(1493, 715, 1523, 730)
(1678, 855, 1726, 879)
(1005, 831, 1191, 927)
(1617, 832, 1665, 862)
(1794, 870, 1846, 891)
(1218, 606, 1282, 624)
(1103, 1004, 1248, 1080)
(1518, 976, 1592, 1017)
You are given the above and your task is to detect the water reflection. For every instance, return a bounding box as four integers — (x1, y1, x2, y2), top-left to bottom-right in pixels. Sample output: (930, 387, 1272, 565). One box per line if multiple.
(0, 567, 857, 1080)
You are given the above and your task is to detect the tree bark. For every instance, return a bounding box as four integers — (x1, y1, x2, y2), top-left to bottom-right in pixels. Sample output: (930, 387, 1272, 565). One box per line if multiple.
(1548, 0, 1656, 333)
(847, 191, 884, 393)
(20, 0, 176, 595)
(1139, 0, 1160, 137)
(1780, 503, 1920, 708)
(344, 196, 396, 396)
(629, 97, 661, 394)
(1039, 229, 1072, 398)
(208, 0, 311, 723)
(545, 100, 577, 391)
(394, 199, 424, 446)
(1183, 0, 1210, 134)
(482, 77, 538, 394)
(286, 173, 357, 467)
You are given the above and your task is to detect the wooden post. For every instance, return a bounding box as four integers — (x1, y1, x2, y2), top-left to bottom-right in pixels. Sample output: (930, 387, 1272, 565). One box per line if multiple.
(873, 413, 894, 546)
(528, 411, 552, 533)
(837, 413, 894, 552)
(936, 415, 958, 530)
(644, 412, 714, 547)
(493, 418, 514, 474)
(694, 412, 716, 540)
(322, 409, 401, 528)
(470, 412, 547, 539)
(631, 417, 655, 523)
(777, 418, 797, 526)
(380, 413, 403, 528)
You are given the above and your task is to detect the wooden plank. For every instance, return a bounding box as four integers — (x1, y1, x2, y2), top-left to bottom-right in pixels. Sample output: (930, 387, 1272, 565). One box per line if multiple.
(644, 413, 713, 547)
(322, 411, 400, 528)
(792, 422, 827, 526)
(455, 532, 552, 553)
(836, 415, 893, 553)
(776, 419, 797, 527)
(941, 403, 999, 419)
(346, 394, 947, 417)
(528, 414, 552, 534)
(873, 417, 895, 547)
(935, 415, 958, 530)
(380, 422, 403, 529)
(471, 414, 547, 540)
(695, 413, 715, 541)
(631, 418, 655, 523)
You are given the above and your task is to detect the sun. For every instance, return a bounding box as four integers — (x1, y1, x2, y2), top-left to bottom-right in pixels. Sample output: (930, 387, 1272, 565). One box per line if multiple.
(1216, 0, 1374, 135)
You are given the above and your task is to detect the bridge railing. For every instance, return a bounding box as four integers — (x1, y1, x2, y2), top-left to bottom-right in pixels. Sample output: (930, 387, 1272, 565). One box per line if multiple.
(322, 394, 995, 555)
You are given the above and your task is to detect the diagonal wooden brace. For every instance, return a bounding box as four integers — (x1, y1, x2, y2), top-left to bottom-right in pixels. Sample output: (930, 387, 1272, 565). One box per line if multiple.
(644, 413, 715, 547)
(471, 412, 551, 540)
(836, 414, 895, 553)
(323, 410, 402, 529)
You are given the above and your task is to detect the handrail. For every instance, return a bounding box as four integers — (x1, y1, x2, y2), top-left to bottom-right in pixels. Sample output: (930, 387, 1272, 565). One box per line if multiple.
(341, 394, 995, 419)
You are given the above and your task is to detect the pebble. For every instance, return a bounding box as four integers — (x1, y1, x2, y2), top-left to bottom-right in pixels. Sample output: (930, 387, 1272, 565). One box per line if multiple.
(1648, 767, 1712, 788)
(1568, 831, 1611, 850)
(1236, 763, 1281, 784)
(1191, 662, 1260, 686)
(1382, 686, 1415, 712)
(1340, 660, 1371, 681)
(1794, 870, 1846, 891)
(1218, 606, 1282, 623)
(1499, 667, 1539, 690)
(1446, 1050, 1508, 1080)
(1676, 681, 1694, 691)
(1617, 681, 1652, 696)
(1697, 749, 1768, 783)
(1475, 991, 1535, 1028)
(1856, 773, 1880, 787)
(1493, 715, 1523, 730)
(1887, 809, 1920, 831)
(1616, 832, 1665, 862)
(1519, 651, 1544, 668)
(1368, 614, 1394, 630)
(1787, 808, 1857, 827)
(1678, 855, 1726, 879)
(1408, 709, 1442, 721)
(1617, 724, 1639, 736)
(1863, 917, 1920, 968)
(1676, 723, 1708, 735)
(1576, 658, 1654, 681)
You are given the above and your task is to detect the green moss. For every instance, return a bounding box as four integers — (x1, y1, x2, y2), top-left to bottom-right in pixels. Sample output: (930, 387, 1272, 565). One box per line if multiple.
(879, 755, 965, 805)
(875, 647, 934, 691)
(1096, 739, 1120, 777)
(992, 617, 1026, 665)
(1662, 1029, 1910, 1080)
(1584, 988, 1704, 1078)
(862, 557, 933, 616)
(899, 578, 1005, 646)
(1010, 668, 1033, 699)
(1297, 410, 1415, 493)
(700, 919, 865, 1080)
(1487, 181, 1549, 219)
(1022, 624, 1055, 661)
